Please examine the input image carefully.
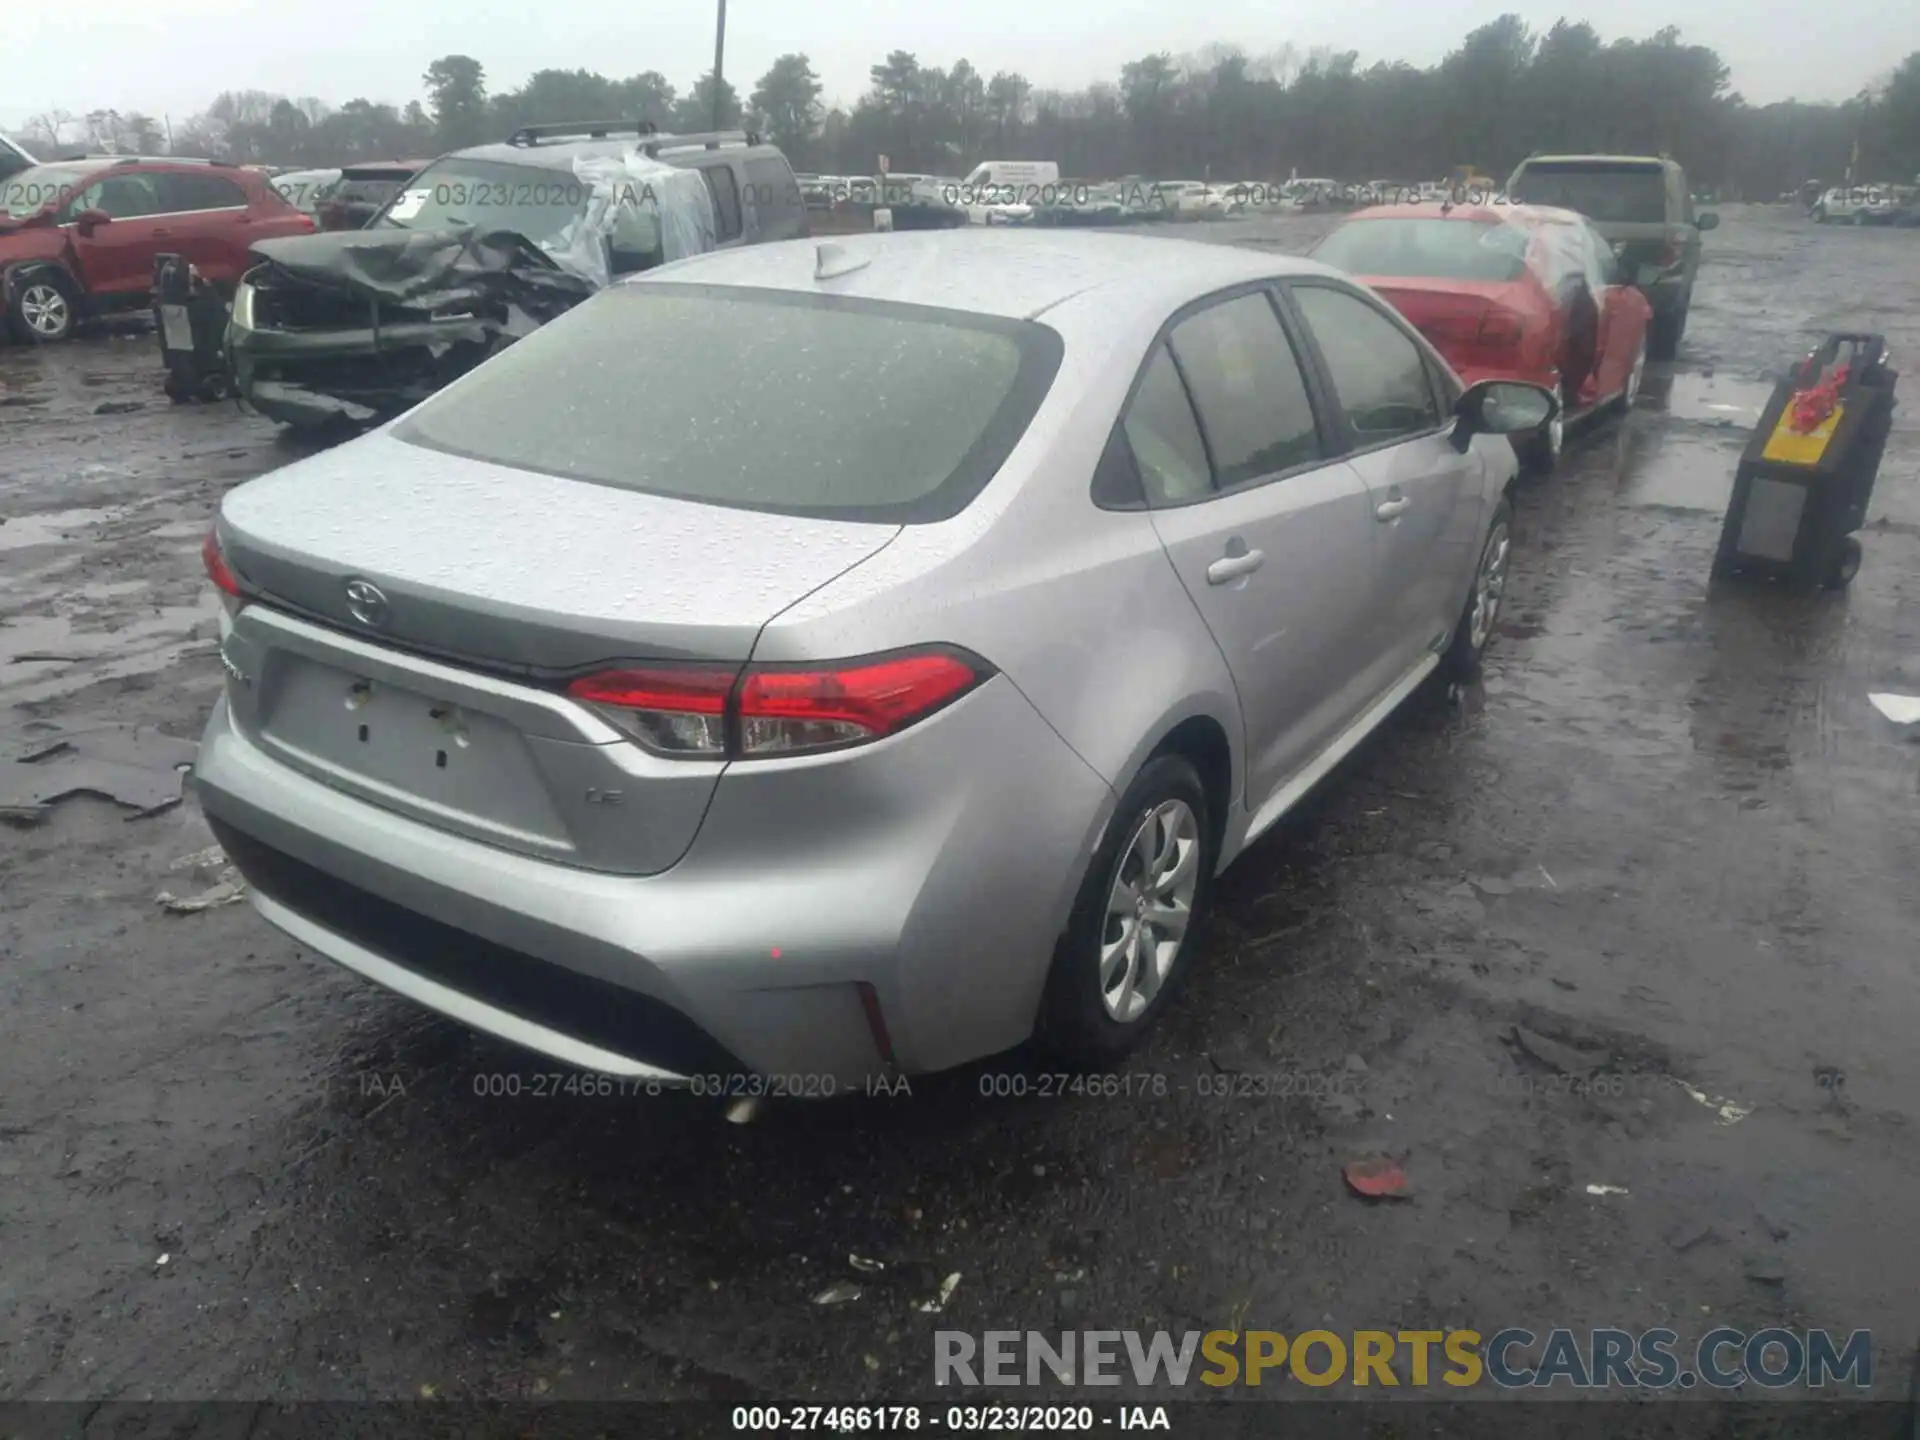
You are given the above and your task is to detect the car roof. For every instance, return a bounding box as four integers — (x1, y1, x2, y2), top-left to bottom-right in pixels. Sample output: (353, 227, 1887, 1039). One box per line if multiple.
(444, 137, 784, 172)
(1341, 201, 1587, 227)
(629, 229, 1349, 322)
(1517, 154, 1675, 169)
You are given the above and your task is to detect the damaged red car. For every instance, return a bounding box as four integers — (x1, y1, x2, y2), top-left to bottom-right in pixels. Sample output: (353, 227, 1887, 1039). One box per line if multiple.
(1310, 202, 1651, 473)
(0, 156, 314, 343)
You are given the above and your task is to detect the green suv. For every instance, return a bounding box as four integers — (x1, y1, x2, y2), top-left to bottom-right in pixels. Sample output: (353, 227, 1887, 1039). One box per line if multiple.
(1506, 154, 1719, 359)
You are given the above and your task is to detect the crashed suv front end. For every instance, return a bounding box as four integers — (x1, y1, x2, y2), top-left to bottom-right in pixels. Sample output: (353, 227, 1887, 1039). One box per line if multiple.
(229, 231, 593, 428)
(229, 150, 714, 429)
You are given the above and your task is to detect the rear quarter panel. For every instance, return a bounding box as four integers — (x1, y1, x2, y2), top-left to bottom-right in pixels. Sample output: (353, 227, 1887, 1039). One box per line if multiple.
(756, 288, 1245, 891)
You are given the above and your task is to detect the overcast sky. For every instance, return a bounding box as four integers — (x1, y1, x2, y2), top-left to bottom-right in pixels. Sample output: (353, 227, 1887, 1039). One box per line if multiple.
(4, 0, 1914, 136)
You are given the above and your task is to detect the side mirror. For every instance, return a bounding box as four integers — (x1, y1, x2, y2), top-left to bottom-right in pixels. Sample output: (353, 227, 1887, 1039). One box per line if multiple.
(73, 208, 111, 235)
(1696, 211, 1720, 231)
(1451, 379, 1559, 451)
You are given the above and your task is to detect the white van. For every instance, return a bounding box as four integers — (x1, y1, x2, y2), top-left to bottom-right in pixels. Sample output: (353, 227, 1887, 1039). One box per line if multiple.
(953, 160, 1062, 224)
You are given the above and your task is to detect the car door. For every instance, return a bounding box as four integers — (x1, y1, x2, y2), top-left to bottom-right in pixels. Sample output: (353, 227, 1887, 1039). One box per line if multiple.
(1284, 281, 1478, 689)
(1129, 286, 1383, 807)
(61, 170, 169, 300)
(150, 170, 253, 284)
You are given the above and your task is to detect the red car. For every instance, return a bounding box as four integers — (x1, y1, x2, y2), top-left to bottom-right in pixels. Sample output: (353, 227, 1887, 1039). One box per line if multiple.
(1310, 202, 1652, 472)
(0, 156, 315, 343)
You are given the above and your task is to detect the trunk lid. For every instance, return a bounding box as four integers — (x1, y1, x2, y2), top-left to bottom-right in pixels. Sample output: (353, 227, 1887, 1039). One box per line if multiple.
(1367, 277, 1547, 372)
(219, 429, 902, 672)
(215, 432, 900, 874)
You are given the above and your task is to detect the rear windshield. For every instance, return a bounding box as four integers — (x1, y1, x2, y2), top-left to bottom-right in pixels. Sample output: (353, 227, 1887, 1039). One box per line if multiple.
(393, 284, 1064, 523)
(375, 158, 586, 247)
(1311, 218, 1530, 282)
(1510, 164, 1667, 223)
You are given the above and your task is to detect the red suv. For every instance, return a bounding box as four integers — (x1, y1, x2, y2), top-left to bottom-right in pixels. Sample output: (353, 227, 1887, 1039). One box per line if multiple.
(0, 156, 315, 343)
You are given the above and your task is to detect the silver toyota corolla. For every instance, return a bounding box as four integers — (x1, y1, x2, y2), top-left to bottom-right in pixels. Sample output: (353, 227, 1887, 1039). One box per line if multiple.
(194, 229, 1554, 1088)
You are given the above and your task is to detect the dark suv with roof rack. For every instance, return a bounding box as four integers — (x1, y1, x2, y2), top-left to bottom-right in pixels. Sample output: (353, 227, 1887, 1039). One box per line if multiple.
(0, 155, 315, 342)
(227, 121, 808, 429)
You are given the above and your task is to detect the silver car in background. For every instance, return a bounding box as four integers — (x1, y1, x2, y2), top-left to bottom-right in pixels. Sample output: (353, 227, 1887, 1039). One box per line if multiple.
(193, 230, 1554, 1088)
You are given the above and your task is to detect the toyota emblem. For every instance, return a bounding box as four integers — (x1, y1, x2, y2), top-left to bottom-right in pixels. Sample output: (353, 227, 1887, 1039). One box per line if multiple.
(344, 578, 390, 628)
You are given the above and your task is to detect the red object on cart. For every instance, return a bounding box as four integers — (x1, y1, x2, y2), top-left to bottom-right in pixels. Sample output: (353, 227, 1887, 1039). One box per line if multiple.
(1789, 361, 1850, 433)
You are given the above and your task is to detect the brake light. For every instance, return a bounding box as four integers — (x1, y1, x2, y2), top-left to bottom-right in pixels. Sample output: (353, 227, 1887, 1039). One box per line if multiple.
(565, 647, 991, 760)
(203, 526, 243, 598)
(1658, 232, 1684, 267)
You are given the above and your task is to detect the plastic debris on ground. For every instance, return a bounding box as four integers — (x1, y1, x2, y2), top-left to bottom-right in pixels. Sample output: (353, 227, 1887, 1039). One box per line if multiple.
(1673, 1078, 1753, 1125)
(811, 1281, 863, 1306)
(0, 725, 196, 825)
(1868, 693, 1920, 733)
(1343, 1156, 1412, 1199)
(156, 842, 247, 913)
(916, 1272, 962, 1313)
(848, 1255, 885, 1274)
(1585, 1184, 1630, 1197)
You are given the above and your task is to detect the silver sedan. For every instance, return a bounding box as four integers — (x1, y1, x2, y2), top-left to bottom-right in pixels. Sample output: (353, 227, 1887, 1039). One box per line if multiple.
(193, 229, 1554, 1088)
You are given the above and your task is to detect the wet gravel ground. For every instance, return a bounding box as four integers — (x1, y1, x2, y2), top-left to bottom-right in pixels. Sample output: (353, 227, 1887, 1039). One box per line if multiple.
(2, 206, 1919, 1413)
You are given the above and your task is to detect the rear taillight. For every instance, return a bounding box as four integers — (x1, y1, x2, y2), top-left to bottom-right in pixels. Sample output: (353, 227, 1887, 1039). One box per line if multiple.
(1658, 232, 1685, 267)
(1475, 308, 1526, 349)
(203, 525, 243, 599)
(566, 647, 991, 760)
(567, 666, 735, 757)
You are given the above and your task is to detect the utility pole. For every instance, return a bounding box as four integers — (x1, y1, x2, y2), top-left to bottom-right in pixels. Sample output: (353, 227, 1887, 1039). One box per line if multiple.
(712, 0, 728, 131)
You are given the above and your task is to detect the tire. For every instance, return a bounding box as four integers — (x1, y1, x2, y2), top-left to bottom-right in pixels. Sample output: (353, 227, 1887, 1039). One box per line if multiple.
(1514, 383, 1564, 477)
(1443, 497, 1514, 682)
(8, 272, 78, 344)
(1648, 301, 1685, 361)
(1824, 536, 1862, 590)
(1039, 754, 1216, 1064)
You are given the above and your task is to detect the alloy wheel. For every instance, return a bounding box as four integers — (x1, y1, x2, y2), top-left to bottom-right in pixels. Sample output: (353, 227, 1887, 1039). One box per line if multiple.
(1468, 520, 1512, 652)
(1099, 799, 1200, 1023)
(20, 284, 70, 339)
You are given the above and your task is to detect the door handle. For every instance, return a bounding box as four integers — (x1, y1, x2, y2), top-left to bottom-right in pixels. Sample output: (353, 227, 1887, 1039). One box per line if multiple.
(1375, 497, 1411, 521)
(1206, 549, 1266, 584)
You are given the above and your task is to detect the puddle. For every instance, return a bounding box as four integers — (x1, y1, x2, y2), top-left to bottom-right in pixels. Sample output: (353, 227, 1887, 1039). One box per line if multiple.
(1, 599, 220, 704)
(0, 506, 119, 553)
(1653, 371, 1775, 427)
(1619, 429, 1745, 514)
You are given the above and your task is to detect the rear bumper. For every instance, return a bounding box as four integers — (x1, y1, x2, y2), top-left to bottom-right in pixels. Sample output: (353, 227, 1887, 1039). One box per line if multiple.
(193, 673, 1112, 1086)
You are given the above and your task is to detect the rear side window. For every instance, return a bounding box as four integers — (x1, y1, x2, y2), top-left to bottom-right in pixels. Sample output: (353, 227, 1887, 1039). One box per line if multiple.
(1167, 291, 1323, 487)
(1510, 163, 1668, 223)
(156, 171, 246, 212)
(394, 284, 1062, 523)
(702, 164, 743, 241)
(1292, 286, 1441, 444)
(744, 155, 805, 236)
(1121, 348, 1212, 504)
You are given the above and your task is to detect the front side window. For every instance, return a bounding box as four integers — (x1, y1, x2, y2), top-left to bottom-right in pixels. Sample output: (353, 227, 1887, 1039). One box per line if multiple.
(74, 172, 162, 219)
(1167, 291, 1323, 487)
(1292, 285, 1441, 444)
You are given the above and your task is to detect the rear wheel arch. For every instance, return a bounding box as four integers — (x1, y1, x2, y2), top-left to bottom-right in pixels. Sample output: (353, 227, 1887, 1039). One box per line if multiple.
(1148, 714, 1233, 856)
